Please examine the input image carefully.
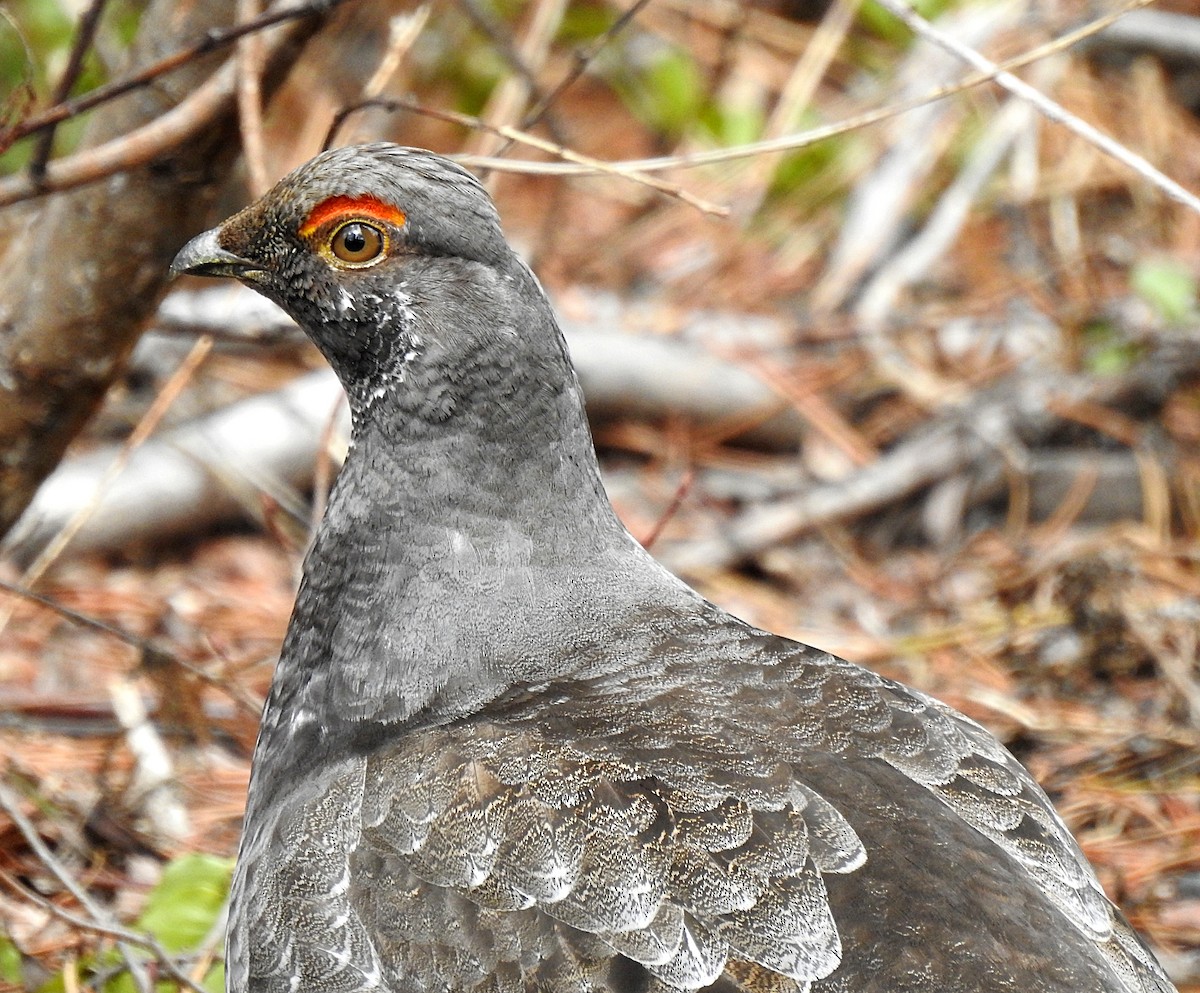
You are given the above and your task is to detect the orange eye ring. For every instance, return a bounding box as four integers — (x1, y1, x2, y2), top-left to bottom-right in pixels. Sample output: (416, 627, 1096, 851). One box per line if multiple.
(329, 221, 386, 266)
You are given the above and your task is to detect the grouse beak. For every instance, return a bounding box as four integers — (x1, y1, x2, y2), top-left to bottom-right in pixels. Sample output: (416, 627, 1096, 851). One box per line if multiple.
(171, 228, 264, 280)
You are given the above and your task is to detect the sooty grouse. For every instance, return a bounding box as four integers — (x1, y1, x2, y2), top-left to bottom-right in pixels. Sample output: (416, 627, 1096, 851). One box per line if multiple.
(171, 144, 1176, 993)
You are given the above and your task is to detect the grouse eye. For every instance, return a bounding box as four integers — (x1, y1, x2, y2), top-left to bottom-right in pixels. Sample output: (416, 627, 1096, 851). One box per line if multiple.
(330, 221, 384, 265)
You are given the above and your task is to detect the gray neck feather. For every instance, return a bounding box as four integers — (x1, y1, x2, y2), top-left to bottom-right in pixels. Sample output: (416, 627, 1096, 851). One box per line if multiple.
(252, 262, 697, 781)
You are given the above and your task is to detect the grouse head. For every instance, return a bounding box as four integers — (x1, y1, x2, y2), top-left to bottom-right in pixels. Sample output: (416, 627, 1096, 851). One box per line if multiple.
(172, 143, 624, 625)
(172, 144, 561, 428)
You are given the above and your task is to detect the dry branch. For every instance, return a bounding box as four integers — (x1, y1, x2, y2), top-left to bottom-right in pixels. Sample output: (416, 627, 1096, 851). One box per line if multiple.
(4, 370, 344, 564)
(8, 309, 1188, 569)
(661, 341, 1200, 575)
(5, 286, 806, 562)
(0, 0, 341, 544)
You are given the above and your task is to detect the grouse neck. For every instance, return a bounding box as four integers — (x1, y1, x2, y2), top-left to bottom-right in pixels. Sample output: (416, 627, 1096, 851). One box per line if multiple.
(255, 261, 694, 764)
(340, 254, 621, 544)
(338, 345, 628, 574)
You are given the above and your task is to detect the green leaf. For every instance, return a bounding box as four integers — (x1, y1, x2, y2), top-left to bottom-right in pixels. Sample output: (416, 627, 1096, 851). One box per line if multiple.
(611, 44, 703, 138)
(698, 102, 764, 148)
(1081, 321, 1143, 375)
(0, 935, 22, 985)
(1131, 258, 1196, 324)
(136, 854, 233, 953)
(203, 961, 225, 993)
(559, 3, 616, 43)
(640, 48, 704, 136)
(31, 856, 232, 993)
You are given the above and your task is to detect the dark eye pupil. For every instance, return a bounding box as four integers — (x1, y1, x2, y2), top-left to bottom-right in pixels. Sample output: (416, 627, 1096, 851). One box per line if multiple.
(342, 225, 366, 254)
(329, 220, 383, 264)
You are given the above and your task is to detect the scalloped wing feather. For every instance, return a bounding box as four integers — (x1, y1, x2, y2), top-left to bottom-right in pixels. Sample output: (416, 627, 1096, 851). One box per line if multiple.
(230, 628, 1175, 993)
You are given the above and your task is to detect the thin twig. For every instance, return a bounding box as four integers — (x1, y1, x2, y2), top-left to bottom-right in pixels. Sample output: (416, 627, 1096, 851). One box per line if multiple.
(0, 63, 232, 207)
(0, 866, 209, 993)
(0, 576, 265, 719)
(14, 336, 213, 598)
(109, 677, 189, 842)
(456, 0, 567, 152)
(520, 0, 653, 130)
(472, 0, 569, 167)
(0, 786, 154, 993)
(184, 641, 268, 719)
(736, 0, 864, 218)
(328, 96, 729, 215)
(362, 8, 429, 98)
(323, 7, 432, 146)
(236, 0, 270, 198)
(871, 0, 1200, 216)
(746, 358, 878, 467)
(640, 468, 697, 551)
(0, 8, 37, 143)
(27, 0, 110, 182)
(1, 0, 346, 148)
(0, 576, 151, 648)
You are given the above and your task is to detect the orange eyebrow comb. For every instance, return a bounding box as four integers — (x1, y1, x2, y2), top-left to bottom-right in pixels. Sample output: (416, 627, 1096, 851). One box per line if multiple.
(299, 195, 407, 239)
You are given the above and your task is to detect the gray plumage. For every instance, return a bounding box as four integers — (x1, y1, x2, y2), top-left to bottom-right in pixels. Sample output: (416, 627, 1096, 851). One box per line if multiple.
(171, 144, 1176, 993)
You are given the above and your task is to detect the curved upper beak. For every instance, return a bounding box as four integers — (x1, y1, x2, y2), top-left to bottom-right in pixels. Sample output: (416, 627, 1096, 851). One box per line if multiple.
(171, 228, 263, 280)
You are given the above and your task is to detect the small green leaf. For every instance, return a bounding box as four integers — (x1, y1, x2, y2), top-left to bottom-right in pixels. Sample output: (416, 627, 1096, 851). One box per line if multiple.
(610, 43, 703, 138)
(136, 854, 233, 953)
(1081, 321, 1143, 375)
(640, 48, 704, 136)
(0, 935, 22, 985)
(699, 102, 764, 148)
(559, 3, 616, 43)
(1131, 258, 1196, 324)
(203, 961, 225, 993)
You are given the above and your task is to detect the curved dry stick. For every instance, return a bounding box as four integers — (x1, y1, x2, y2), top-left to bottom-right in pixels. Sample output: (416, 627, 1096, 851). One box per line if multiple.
(1, 0, 343, 148)
(0, 60, 235, 207)
(873, 0, 1200, 216)
(661, 344, 1199, 574)
(452, 0, 1159, 177)
(27, 0, 110, 179)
